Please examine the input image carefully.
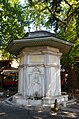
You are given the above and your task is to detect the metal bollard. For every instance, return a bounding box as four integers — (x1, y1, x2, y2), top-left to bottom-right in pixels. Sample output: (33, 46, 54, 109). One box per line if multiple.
(53, 99, 59, 112)
(6, 89, 9, 97)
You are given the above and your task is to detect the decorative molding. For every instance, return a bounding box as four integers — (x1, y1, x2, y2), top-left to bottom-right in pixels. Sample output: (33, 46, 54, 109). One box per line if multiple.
(28, 67, 44, 97)
(19, 50, 62, 56)
(19, 64, 61, 68)
(19, 64, 27, 68)
(19, 46, 62, 56)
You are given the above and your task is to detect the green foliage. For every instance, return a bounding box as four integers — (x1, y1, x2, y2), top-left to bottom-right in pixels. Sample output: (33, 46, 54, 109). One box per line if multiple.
(25, 0, 79, 67)
(0, 0, 27, 59)
(1, 0, 79, 67)
(0, 0, 25, 47)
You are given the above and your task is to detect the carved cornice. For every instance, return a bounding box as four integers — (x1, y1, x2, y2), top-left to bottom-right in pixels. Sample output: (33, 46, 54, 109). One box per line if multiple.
(19, 64, 61, 68)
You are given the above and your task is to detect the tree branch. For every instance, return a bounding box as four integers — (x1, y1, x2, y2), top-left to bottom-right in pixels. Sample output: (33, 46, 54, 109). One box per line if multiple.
(47, 6, 65, 24)
(64, 7, 79, 23)
(64, 0, 72, 7)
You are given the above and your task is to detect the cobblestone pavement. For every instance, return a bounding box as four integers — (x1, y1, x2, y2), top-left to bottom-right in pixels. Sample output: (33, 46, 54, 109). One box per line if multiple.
(0, 101, 79, 119)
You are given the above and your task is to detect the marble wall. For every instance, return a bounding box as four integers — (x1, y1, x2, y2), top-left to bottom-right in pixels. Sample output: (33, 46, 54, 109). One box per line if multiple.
(18, 46, 62, 98)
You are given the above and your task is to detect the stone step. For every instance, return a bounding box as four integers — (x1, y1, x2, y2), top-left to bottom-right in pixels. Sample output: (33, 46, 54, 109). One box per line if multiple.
(66, 99, 77, 106)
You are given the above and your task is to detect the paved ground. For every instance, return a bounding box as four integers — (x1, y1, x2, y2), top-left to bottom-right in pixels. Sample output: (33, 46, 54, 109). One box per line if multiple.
(0, 92, 79, 119)
(0, 100, 78, 119)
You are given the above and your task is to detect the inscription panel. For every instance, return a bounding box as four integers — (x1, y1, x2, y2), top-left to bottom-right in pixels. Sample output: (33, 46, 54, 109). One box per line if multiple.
(28, 55, 44, 64)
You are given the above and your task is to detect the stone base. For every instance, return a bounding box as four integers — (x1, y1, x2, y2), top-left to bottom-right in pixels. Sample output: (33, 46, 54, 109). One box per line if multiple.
(13, 95, 28, 105)
(42, 95, 68, 106)
(28, 99, 42, 106)
(13, 94, 68, 106)
(13, 94, 42, 106)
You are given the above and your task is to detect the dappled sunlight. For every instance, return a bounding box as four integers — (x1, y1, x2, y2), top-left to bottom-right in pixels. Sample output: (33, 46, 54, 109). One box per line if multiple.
(50, 110, 78, 118)
(37, 110, 43, 113)
(63, 111, 77, 118)
(33, 116, 43, 119)
(0, 112, 6, 116)
(32, 109, 78, 119)
(50, 112, 57, 115)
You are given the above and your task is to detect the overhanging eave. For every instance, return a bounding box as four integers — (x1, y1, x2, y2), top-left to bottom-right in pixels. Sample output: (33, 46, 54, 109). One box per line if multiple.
(6, 37, 73, 56)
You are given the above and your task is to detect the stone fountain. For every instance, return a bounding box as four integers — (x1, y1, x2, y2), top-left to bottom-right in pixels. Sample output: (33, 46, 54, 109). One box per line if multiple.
(7, 31, 73, 106)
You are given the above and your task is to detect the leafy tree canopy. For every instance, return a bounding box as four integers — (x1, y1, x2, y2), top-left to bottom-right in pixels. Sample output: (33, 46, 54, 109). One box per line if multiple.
(1, 0, 79, 67)
(24, 0, 79, 67)
(0, 0, 26, 59)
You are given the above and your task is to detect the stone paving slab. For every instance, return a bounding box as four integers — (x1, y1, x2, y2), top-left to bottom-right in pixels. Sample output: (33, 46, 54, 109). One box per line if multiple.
(0, 96, 79, 119)
(0, 102, 79, 119)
